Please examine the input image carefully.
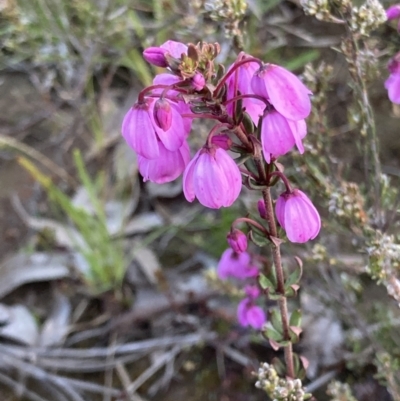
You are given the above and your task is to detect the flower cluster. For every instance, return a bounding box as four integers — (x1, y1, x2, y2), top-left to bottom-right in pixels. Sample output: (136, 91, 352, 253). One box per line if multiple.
(121, 39, 321, 329)
(121, 40, 315, 210)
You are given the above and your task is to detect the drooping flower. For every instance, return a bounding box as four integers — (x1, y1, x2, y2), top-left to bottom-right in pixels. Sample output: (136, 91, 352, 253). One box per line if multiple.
(217, 249, 258, 279)
(251, 64, 312, 121)
(276, 189, 321, 243)
(385, 55, 400, 104)
(237, 285, 266, 329)
(138, 141, 190, 184)
(142, 40, 188, 67)
(183, 146, 242, 209)
(227, 229, 248, 253)
(226, 55, 265, 124)
(143, 47, 168, 67)
(121, 97, 186, 159)
(260, 109, 307, 163)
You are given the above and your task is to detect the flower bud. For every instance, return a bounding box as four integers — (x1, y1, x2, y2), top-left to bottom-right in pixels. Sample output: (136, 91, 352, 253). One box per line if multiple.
(143, 47, 168, 67)
(153, 98, 172, 131)
(192, 72, 206, 91)
(227, 229, 248, 253)
(257, 199, 267, 219)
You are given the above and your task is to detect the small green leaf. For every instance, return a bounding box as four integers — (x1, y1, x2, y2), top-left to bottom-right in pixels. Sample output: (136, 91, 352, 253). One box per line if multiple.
(289, 309, 302, 327)
(259, 273, 274, 290)
(250, 230, 269, 247)
(270, 310, 283, 334)
(285, 263, 303, 288)
(264, 327, 283, 342)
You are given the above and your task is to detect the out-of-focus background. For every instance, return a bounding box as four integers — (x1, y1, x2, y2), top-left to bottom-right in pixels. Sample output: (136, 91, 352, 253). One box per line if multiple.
(0, 0, 399, 400)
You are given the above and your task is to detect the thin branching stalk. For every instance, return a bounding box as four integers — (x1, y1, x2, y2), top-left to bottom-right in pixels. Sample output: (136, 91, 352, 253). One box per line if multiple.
(262, 187, 295, 379)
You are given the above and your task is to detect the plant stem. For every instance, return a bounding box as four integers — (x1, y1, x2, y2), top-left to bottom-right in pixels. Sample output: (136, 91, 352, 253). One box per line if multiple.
(262, 187, 295, 378)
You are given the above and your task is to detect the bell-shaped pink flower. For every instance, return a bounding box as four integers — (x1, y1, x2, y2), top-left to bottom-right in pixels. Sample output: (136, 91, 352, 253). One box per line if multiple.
(226, 55, 265, 124)
(217, 249, 258, 279)
(276, 189, 321, 243)
(237, 286, 266, 329)
(138, 141, 190, 184)
(260, 109, 306, 163)
(122, 99, 160, 159)
(387, 4, 400, 20)
(227, 229, 247, 253)
(183, 146, 242, 209)
(251, 64, 311, 121)
(122, 97, 186, 159)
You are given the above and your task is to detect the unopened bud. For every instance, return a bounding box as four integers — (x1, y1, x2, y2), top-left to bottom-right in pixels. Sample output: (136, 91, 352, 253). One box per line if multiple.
(227, 229, 247, 253)
(192, 72, 206, 90)
(143, 47, 168, 67)
(154, 98, 172, 131)
(257, 199, 267, 219)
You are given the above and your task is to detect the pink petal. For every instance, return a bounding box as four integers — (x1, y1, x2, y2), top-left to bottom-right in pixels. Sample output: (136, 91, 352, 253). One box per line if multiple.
(246, 305, 266, 329)
(262, 65, 311, 121)
(284, 191, 321, 243)
(237, 299, 249, 327)
(183, 151, 200, 203)
(150, 103, 185, 151)
(121, 106, 159, 159)
(288, 119, 307, 154)
(138, 141, 190, 184)
(160, 40, 188, 59)
(261, 110, 296, 163)
(275, 195, 286, 229)
(214, 148, 242, 207)
(385, 74, 400, 104)
(194, 152, 230, 209)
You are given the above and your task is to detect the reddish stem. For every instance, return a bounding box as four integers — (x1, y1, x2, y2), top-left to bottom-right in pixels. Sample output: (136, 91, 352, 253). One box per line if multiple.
(232, 217, 269, 235)
(213, 57, 262, 97)
(269, 171, 292, 192)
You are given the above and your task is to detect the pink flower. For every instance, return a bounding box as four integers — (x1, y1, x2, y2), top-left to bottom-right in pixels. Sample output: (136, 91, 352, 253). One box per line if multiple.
(217, 249, 258, 279)
(160, 40, 188, 59)
(260, 109, 306, 163)
(237, 301, 265, 329)
(227, 229, 248, 253)
(276, 189, 321, 243)
(385, 55, 400, 104)
(226, 55, 265, 124)
(143, 47, 168, 67)
(142, 41, 188, 67)
(138, 141, 190, 184)
(387, 4, 400, 20)
(251, 64, 312, 121)
(237, 286, 266, 329)
(183, 146, 242, 209)
(121, 98, 186, 159)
